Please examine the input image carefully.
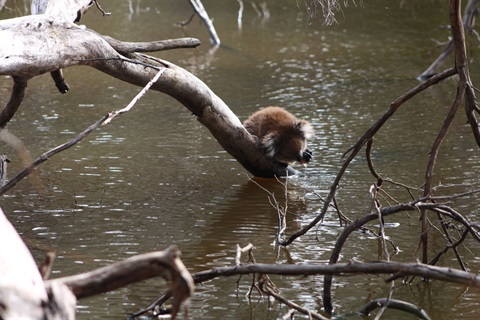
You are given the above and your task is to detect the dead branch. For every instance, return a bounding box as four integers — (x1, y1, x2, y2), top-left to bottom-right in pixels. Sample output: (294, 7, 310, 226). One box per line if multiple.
(0, 14, 298, 179)
(100, 36, 201, 56)
(92, 0, 111, 17)
(322, 199, 480, 313)
(188, 0, 221, 46)
(419, 0, 479, 266)
(280, 67, 457, 247)
(1, 204, 193, 319)
(190, 260, 480, 287)
(235, 243, 255, 265)
(31, 0, 96, 93)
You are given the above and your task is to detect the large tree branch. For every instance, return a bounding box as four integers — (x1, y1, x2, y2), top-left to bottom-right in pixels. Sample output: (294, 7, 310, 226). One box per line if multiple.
(0, 14, 297, 178)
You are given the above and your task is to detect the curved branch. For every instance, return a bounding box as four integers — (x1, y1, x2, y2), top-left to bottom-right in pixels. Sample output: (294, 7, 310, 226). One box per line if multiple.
(322, 200, 480, 314)
(0, 15, 298, 178)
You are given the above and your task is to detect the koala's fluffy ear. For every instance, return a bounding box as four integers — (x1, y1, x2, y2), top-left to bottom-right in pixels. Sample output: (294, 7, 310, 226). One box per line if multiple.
(262, 132, 278, 158)
(295, 120, 314, 139)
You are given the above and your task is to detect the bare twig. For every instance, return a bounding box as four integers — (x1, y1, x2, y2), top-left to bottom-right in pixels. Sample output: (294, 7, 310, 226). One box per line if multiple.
(281, 67, 457, 247)
(0, 69, 165, 196)
(102, 68, 166, 125)
(93, 0, 111, 17)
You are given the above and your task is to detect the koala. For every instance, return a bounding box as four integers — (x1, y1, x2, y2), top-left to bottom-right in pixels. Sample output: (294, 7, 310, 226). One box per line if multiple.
(243, 106, 314, 165)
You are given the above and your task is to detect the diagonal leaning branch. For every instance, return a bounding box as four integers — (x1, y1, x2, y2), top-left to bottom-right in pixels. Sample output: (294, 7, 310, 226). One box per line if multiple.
(0, 14, 297, 182)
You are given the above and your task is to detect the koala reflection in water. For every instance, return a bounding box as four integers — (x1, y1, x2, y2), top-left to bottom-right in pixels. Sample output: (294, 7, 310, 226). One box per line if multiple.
(243, 106, 314, 166)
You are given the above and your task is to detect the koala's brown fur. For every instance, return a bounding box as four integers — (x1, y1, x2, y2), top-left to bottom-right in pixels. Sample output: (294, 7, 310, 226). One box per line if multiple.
(243, 106, 314, 165)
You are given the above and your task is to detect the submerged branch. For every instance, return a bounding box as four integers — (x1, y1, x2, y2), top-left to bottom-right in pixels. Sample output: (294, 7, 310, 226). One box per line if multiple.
(359, 298, 432, 320)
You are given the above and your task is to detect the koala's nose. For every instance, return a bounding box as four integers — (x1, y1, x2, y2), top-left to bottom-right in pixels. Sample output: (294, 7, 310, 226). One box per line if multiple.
(299, 149, 313, 163)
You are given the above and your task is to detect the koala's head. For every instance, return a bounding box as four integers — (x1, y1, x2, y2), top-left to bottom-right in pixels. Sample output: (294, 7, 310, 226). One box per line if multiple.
(262, 120, 314, 165)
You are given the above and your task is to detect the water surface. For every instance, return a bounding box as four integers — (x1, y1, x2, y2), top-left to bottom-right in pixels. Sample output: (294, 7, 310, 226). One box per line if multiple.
(1, 1, 479, 319)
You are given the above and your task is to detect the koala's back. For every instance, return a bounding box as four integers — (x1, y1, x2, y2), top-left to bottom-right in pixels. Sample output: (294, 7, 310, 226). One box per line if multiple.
(244, 106, 297, 138)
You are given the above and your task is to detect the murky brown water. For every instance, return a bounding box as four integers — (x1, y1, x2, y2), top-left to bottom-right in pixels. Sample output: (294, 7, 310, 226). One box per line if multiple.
(1, 0, 479, 319)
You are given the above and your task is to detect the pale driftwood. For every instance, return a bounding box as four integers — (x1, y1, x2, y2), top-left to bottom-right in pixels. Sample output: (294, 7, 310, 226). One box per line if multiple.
(188, 0, 221, 46)
(0, 206, 193, 319)
(101, 35, 202, 55)
(0, 208, 76, 320)
(0, 14, 298, 178)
